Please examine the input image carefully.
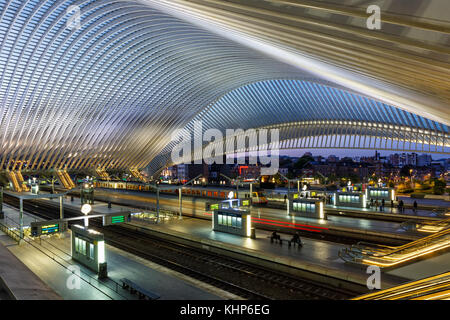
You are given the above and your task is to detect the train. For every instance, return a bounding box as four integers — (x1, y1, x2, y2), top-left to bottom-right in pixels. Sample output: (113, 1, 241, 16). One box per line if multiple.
(93, 180, 268, 204)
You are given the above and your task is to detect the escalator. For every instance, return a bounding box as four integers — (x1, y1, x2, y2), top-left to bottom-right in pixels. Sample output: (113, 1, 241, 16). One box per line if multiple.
(6, 171, 22, 192)
(55, 170, 75, 189)
(353, 271, 450, 300)
(339, 226, 450, 268)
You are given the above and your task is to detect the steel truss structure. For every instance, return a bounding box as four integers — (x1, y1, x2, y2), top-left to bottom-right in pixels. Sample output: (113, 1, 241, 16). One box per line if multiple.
(147, 80, 449, 175)
(0, 1, 448, 175)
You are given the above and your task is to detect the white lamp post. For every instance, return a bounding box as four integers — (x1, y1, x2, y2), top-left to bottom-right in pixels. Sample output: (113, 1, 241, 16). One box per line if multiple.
(81, 203, 92, 227)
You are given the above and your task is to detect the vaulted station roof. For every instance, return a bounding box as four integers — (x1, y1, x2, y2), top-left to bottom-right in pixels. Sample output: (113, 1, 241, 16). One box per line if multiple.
(0, 0, 448, 172)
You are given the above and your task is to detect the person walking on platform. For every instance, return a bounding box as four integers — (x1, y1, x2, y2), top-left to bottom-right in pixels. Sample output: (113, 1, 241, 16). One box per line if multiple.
(391, 200, 394, 212)
(413, 201, 418, 214)
(375, 200, 379, 211)
(284, 194, 287, 203)
(381, 199, 385, 212)
(399, 200, 405, 213)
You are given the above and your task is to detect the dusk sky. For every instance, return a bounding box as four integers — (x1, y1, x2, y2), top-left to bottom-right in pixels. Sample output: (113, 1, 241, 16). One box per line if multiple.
(279, 149, 450, 160)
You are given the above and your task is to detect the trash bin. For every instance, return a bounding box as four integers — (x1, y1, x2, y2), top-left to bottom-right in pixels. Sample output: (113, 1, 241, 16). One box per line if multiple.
(250, 227, 256, 239)
(98, 262, 108, 279)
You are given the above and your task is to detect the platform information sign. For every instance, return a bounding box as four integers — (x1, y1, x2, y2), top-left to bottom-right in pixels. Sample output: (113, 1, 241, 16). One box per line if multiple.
(102, 212, 131, 226)
(111, 215, 125, 224)
(41, 223, 59, 234)
(31, 220, 68, 237)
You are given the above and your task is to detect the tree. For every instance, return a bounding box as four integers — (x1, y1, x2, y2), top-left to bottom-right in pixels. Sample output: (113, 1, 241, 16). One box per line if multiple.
(433, 179, 446, 195)
(293, 155, 313, 170)
(400, 165, 413, 177)
(328, 173, 337, 183)
(348, 173, 361, 184)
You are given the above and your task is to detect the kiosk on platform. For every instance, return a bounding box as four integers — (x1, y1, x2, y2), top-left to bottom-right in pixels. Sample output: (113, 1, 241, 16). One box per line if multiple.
(292, 198, 326, 219)
(212, 195, 252, 237)
(365, 187, 395, 201)
(333, 191, 367, 208)
(71, 224, 107, 278)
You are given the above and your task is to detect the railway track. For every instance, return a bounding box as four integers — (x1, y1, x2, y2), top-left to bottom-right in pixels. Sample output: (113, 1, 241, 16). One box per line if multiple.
(4, 195, 358, 300)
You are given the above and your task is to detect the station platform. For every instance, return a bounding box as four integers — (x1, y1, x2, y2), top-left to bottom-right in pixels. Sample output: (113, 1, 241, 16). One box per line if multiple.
(0, 203, 45, 230)
(397, 195, 450, 209)
(324, 204, 444, 220)
(0, 205, 234, 300)
(126, 216, 416, 292)
(268, 198, 446, 219)
(62, 188, 429, 243)
(0, 231, 61, 300)
(5, 191, 447, 298)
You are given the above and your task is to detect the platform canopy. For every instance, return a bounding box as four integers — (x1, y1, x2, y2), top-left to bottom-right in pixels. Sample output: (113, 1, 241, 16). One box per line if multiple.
(0, 0, 448, 173)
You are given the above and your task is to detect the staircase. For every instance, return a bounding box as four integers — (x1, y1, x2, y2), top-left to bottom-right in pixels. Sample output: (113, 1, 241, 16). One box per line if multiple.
(353, 271, 450, 300)
(6, 171, 22, 192)
(130, 168, 147, 183)
(96, 168, 110, 180)
(56, 169, 75, 189)
(339, 224, 450, 268)
(14, 171, 30, 192)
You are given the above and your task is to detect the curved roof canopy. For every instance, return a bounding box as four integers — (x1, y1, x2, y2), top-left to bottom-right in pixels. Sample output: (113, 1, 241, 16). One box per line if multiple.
(0, 0, 448, 172)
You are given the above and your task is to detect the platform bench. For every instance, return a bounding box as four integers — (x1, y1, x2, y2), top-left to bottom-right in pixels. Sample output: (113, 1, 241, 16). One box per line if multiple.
(268, 236, 303, 248)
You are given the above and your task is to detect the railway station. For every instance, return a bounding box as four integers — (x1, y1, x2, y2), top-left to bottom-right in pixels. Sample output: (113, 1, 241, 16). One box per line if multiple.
(0, 0, 449, 309)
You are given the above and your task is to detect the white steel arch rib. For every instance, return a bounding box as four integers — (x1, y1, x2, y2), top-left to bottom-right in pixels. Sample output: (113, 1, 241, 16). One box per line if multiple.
(0, 0, 305, 171)
(147, 80, 449, 175)
(0, 0, 448, 173)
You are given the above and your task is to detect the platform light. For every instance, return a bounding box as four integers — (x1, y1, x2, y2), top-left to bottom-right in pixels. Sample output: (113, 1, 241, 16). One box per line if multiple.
(81, 204, 92, 215)
(97, 240, 105, 264)
(319, 201, 324, 220)
(81, 204, 92, 227)
(228, 191, 234, 199)
(246, 215, 251, 237)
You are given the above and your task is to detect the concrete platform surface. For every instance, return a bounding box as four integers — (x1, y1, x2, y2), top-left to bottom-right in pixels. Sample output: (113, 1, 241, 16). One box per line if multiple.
(69, 188, 428, 241)
(129, 217, 416, 291)
(0, 231, 61, 300)
(0, 205, 230, 300)
(0, 203, 44, 229)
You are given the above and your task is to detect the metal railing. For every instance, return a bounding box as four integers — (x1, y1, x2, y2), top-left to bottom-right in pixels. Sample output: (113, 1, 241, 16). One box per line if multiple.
(340, 226, 450, 266)
(0, 213, 128, 300)
(353, 271, 450, 300)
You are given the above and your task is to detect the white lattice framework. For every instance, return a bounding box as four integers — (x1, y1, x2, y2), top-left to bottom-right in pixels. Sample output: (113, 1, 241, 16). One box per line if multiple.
(0, 0, 448, 174)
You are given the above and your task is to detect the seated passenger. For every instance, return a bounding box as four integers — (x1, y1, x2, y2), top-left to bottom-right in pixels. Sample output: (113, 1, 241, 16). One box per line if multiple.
(270, 231, 280, 243)
(291, 232, 303, 247)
